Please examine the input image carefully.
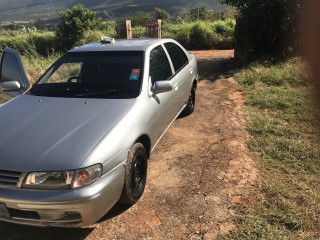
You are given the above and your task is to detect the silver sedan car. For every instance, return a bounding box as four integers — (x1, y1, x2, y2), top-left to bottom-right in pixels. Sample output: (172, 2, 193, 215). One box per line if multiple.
(0, 38, 198, 227)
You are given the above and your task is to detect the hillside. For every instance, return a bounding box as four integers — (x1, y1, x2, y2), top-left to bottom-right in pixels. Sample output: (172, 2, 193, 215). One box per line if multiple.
(0, 0, 225, 22)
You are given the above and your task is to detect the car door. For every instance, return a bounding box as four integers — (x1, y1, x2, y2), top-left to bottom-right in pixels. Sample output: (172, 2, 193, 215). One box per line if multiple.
(0, 48, 31, 104)
(147, 44, 180, 145)
(164, 42, 194, 107)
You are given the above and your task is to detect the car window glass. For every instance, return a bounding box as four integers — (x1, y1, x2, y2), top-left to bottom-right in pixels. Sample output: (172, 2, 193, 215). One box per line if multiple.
(46, 63, 82, 83)
(149, 45, 172, 84)
(164, 43, 189, 72)
(1, 52, 23, 83)
(30, 51, 144, 99)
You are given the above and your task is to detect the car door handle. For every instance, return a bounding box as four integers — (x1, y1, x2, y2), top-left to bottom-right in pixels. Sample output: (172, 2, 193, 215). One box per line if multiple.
(173, 83, 179, 91)
(189, 68, 193, 74)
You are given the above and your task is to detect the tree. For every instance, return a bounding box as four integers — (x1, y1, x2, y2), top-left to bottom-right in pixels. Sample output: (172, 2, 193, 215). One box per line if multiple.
(220, 0, 302, 63)
(153, 8, 170, 20)
(190, 7, 209, 21)
(56, 5, 100, 50)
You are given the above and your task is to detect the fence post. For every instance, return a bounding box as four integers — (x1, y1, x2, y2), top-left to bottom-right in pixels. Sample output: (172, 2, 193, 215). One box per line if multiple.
(116, 20, 132, 39)
(146, 19, 162, 38)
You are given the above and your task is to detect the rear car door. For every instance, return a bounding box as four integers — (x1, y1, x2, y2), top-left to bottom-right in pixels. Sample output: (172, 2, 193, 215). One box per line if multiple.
(0, 48, 30, 104)
(164, 42, 193, 107)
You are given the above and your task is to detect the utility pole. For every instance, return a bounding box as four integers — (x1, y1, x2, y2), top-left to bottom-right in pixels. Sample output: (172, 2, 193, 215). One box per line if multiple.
(197, 7, 200, 20)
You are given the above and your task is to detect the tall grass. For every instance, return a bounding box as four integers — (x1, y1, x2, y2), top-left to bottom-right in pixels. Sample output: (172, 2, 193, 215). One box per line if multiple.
(0, 29, 56, 56)
(22, 53, 60, 84)
(163, 19, 236, 49)
(224, 59, 320, 239)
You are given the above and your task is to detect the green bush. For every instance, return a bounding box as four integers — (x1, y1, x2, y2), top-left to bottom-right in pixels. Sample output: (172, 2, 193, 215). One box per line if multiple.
(132, 26, 147, 38)
(212, 19, 236, 49)
(163, 23, 193, 48)
(163, 20, 235, 50)
(30, 32, 56, 56)
(213, 19, 236, 36)
(0, 29, 56, 56)
(189, 22, 215, 50)
(55, 5, 107, 50)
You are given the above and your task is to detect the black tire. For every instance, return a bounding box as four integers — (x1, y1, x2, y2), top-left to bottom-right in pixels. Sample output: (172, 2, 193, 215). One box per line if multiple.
(119, 143, 148, 205)
(181, 85, 196, 116)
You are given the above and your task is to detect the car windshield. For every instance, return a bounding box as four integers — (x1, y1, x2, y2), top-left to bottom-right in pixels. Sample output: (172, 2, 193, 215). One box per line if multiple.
(28, 51, 144, 99)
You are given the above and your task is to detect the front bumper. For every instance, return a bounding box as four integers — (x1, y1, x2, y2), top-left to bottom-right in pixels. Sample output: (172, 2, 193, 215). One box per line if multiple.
(0, 163, 125, 227)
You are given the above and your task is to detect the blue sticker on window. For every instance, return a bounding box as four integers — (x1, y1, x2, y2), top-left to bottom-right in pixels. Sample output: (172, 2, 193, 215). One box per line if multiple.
(129, 74, 139, 81)
(129, 69, 141, 81)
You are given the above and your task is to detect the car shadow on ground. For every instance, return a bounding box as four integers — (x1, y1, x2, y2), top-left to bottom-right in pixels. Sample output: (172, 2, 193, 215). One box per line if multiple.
(0, 203, 134, 240)
(197, 57, 236, 82)
(98, 202, 132, 222)
(0, 221, 94, 240)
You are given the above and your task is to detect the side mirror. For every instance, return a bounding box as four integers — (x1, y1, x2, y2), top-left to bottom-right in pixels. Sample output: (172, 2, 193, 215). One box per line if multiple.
(0, 81, 21, 92)
(152, 81, 173, 95)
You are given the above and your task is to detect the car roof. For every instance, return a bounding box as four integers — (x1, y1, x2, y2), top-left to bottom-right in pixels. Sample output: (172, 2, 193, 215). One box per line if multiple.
(69, 38, 168, 52)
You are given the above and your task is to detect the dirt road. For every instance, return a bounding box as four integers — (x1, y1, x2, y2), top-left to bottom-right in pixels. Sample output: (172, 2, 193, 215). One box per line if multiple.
(0, 50, 257, 240)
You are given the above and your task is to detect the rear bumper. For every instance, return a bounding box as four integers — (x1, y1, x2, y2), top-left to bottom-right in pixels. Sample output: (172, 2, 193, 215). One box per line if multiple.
(0, 163, 125, 227)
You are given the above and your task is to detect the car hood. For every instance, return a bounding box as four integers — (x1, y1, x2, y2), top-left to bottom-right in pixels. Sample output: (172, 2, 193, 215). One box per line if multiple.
(0, 95, 135, 172)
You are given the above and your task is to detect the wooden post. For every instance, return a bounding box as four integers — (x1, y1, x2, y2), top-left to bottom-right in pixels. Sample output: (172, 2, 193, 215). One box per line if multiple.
(146, 19, 162, 38)
(116, 20, 132, 39)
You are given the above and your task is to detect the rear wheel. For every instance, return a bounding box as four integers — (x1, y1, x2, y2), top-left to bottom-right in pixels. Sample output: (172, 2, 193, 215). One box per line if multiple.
(119, 143, 148, 205)
(181, 85, 196, 116)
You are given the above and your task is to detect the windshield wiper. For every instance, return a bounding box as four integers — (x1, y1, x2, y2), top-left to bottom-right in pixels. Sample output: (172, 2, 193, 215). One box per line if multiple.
(73, 89, 117, 98)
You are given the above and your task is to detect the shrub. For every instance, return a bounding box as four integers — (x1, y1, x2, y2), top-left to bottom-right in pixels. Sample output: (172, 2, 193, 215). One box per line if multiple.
(213, 18, 235, 36)
(30, 32, 56, 56)
(55, 5, 106, 50)
(189, 22, 215, 50)
(163, 20, 235, 50)
(0, 29, 56, 56)
(163, 23, 193, 48)
(132, 26, 147, 38)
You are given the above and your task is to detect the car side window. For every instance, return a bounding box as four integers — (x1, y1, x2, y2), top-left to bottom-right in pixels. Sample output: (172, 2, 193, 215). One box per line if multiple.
(149, 45, 172, 84)
(164, 43, 189, 73)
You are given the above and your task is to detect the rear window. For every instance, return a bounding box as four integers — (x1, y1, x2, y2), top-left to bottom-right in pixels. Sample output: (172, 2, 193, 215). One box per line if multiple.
(164, 43, 189, 72)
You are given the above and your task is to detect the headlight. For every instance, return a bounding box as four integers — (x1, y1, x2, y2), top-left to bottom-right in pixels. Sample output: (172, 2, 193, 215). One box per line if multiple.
(22, 164, 102, 190)
(73, 164, 102, 189)
(23, 171, 74, 189)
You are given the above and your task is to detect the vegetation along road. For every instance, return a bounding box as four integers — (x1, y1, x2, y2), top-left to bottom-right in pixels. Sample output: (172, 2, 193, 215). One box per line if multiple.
(0, 50, 258, 239)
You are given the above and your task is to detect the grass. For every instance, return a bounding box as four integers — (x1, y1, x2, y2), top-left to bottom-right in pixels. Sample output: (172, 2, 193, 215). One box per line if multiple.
(22, 53, 60, 84)
(222, 59, 320, 239)
(163, 19, 236, 50)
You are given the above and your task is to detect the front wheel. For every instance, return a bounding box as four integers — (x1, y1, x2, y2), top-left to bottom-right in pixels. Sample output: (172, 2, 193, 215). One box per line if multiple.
(181, 85, 196, 116)
(119, 143, 148, 205)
